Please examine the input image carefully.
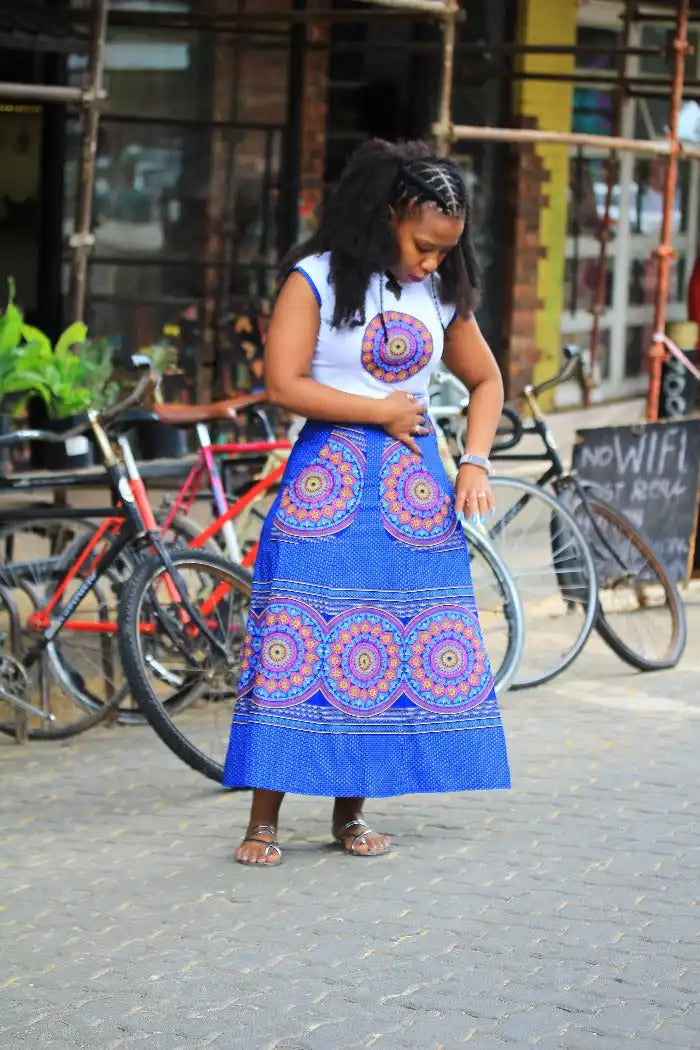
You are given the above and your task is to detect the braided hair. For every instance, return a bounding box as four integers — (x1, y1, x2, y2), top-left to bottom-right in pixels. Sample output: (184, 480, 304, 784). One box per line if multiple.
(283, 139, 480, 329)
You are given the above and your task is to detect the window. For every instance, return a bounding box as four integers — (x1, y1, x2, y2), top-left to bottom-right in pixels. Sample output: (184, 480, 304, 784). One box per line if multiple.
(560, 10, 699, 400)
(64, 0, 291, 361)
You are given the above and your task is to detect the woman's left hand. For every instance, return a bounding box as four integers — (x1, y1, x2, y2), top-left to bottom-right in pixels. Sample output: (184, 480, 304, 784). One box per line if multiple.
(454, 464, 494, 526)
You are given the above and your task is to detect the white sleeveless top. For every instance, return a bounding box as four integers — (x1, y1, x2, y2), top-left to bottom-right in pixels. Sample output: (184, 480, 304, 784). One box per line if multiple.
(293, 252, 456, 401)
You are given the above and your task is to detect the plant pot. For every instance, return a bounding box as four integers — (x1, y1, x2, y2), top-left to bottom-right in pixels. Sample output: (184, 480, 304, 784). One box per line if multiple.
(131, 418, 189, 461)
(27, 398, 95, 472)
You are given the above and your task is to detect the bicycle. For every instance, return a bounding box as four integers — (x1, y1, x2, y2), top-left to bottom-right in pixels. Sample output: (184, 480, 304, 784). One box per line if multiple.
(433, 349, 686, 687)
(490, 348, 686, 682)
(0, 374, 253, 753)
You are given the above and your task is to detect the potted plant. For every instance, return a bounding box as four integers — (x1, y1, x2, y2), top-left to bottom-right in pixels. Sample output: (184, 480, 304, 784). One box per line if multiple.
(14, 321, 95, 470)
(0, 280, 126, 472)
(128, 342, 189, 460)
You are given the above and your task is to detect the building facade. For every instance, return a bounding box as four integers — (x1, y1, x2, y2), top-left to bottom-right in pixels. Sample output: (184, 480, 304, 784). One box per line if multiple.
(0, 0, 695, 403)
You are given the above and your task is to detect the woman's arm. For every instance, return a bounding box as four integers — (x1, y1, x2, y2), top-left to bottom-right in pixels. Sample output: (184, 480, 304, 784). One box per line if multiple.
(265, 272, 427, 453)
(442, 314, 504, 521)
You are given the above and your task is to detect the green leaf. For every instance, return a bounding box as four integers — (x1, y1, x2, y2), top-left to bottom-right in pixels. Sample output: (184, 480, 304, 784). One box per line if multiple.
(55, 322, 88, 358)
(0, 276, 23, 356)
(20, 324, 52, 357)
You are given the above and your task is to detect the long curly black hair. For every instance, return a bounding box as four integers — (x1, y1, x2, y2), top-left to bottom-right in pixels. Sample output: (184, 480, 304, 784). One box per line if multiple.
(283, 139, 480, 329)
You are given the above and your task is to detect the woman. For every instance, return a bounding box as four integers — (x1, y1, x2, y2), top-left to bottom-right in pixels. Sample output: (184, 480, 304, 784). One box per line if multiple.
(223, 139, 510, 864)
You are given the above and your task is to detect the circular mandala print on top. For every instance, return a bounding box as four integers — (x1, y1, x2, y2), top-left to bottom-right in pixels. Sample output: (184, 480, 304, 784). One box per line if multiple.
(361, 311, 433, 384)
(248, 599, 324, 707)
(379, 445, 455, 546)
(324, 609, 403, 715)
(404, 607, 493, 712)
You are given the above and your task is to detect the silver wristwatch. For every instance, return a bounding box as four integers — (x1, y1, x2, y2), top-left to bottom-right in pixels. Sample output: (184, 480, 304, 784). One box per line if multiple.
(459, 452, 493, 475)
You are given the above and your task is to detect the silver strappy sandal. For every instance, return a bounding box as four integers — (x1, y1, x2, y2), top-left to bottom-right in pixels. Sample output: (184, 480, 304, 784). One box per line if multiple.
(236, 824, 282, 867)
(333, 818, 391, 857)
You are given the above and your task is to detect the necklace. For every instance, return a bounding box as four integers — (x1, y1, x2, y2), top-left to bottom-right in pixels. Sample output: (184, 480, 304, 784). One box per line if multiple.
(378, 273, 447, 345)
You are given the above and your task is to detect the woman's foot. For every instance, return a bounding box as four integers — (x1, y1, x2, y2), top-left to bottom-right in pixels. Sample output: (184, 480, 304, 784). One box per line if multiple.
(235, 824, 282, 866)
(331, 815, 391, 857)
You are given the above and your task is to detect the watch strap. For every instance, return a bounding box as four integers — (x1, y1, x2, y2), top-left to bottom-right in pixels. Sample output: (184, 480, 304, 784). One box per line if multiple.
(459, 452, 492, 475)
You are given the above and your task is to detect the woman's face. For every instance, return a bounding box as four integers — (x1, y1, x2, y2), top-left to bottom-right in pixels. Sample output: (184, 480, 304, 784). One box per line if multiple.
(391, 204, 465, 284)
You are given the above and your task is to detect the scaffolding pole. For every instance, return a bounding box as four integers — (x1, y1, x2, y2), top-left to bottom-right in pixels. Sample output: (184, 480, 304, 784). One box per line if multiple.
(432, 122, 700, 159)
(68, 0, 110, 324)
(646, 0, 691, 421)
(434, 0, 459, 155)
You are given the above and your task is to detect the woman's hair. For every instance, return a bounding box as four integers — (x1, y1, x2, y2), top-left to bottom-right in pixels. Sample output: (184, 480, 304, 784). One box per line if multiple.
(282, 138, 480, 328)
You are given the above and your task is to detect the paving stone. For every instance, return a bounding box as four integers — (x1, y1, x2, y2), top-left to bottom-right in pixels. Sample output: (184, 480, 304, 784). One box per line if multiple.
(1, 607, 699, 1050)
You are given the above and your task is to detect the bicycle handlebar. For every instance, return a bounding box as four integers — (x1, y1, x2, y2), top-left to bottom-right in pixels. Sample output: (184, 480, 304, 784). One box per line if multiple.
(0, 370, 158, 449)
(491, 406, 523, 453)
(526, 344, 584, 398)
(0, 427, 79, 448)
(97, 370, 158, 426)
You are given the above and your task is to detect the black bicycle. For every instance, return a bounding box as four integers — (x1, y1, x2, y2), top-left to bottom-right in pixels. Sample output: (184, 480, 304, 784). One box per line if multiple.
(487, 348, 687, 687)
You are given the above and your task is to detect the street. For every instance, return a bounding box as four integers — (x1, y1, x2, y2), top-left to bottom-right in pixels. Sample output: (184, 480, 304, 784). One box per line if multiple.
(1, 597, 699, 1050)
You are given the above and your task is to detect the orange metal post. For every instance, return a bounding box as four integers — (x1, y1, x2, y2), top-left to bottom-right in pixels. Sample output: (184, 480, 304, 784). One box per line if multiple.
(646, 0, 690, 421)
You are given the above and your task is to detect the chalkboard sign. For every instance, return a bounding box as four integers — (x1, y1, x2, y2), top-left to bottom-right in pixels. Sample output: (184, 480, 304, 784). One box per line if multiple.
(572, 419, 700, 583)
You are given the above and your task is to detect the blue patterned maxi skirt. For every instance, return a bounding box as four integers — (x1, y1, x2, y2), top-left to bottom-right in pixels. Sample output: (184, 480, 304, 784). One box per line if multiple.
(223, 422, 510, 797)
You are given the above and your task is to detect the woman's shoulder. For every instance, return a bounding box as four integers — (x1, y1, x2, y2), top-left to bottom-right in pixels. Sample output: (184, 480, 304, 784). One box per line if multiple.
(290, 252, 332, 308)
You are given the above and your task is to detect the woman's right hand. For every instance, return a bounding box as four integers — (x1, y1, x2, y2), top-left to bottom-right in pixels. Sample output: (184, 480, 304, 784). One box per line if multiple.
(379, 391, 428, 455)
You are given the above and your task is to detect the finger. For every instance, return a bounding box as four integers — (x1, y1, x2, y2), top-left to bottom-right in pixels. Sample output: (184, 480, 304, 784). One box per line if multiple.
(464, 491, 483, 526)
(476, 490, 491, 522)
(400, 435, 421, 455)
(484, 489, 495, 515)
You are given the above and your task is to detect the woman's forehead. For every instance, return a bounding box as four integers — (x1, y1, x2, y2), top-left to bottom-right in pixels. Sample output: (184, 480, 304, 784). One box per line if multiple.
(401, 207, 464, 243)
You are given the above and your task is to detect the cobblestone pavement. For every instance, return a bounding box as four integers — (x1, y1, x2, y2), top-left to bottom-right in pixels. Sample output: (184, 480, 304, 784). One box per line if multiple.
(1, 602, 699, 1050)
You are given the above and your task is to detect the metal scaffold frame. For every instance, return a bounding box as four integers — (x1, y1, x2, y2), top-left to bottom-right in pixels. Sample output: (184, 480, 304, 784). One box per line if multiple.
(0, 0, 695, 421)
(424, 0, 696, 421)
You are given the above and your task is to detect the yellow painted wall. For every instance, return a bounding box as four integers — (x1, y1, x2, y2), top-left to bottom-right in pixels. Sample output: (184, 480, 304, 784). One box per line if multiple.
(515, 0, 577, 389)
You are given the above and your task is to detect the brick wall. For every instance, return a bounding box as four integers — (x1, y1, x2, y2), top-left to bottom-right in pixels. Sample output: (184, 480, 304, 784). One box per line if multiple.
(501, 120, 549, 396)
(299, 5, 329, 237)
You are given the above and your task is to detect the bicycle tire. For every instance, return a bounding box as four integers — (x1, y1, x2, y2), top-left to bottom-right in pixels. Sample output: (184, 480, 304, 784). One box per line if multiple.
(118, 548, 253, 783)
(488, 476, 599, 688)
(45, 513, 219, 726)
(572, 494, 687, 670)
(462, 521, 524, 695)
(0, 574, 123, 740)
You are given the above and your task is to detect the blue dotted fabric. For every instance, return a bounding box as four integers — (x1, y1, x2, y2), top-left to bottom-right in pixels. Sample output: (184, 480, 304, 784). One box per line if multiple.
(223, 423, 511, 797)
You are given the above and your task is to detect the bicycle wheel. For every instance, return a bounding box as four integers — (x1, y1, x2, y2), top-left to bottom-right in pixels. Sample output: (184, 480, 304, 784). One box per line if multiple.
(0, 529, 124, 741)
(569, 492, 687, 670)
(119, 549, 252, 782)
(462, 521, 524, 695)
(487, 476, 598, 688)
(0, 518, 137, 731)
(49, 515, 218, 726)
